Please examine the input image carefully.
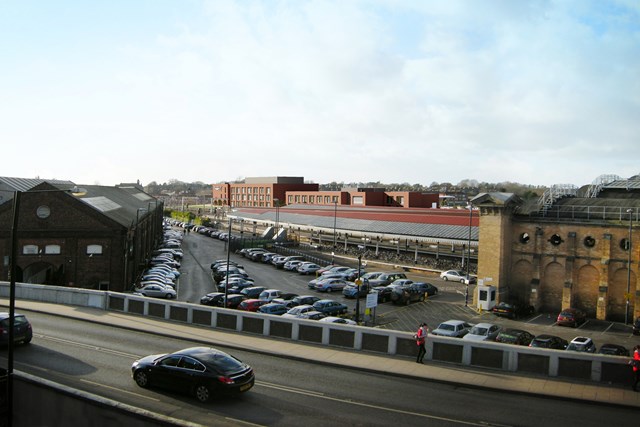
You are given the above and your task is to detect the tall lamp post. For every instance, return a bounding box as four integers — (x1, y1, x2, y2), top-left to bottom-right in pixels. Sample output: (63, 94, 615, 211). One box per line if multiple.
(355, 249, 363, 324)
(273, 198, 280, 241)
(332, 200, 338, 264)
(626, 208, 633, 325)
(465, 203, 473, 307)
(223, 217, 232, 308)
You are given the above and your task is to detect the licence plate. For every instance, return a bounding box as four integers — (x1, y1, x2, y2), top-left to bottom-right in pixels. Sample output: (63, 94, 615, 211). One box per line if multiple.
(239, 383, 253, 392)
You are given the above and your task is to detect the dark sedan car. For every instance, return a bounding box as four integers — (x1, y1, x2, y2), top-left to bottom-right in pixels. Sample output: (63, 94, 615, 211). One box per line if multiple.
(290, 295, 321, 307)
(217, 294, 245, 309)
(200, 292, 226, 306)
(495, 329, 535, 346)
(598, 343, 629, 356)
(529, 334, 568, 350)
(131, 347, 255, 402)
(491, 301, 534, 319)
(312, 299, 348, 316)
(389, 284, 426, 305)
(0, 313, 33, 346)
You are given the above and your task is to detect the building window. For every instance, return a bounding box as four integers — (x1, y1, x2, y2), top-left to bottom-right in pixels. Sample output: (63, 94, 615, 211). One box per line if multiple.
(310, 195, 315, 204)
(621, 238, 631, 251)
(288, 195, 293, 204)
(266, 188, 271, 194)
(45, 244, 61, 254)
(87, 245, 103, 255)
(519, 233, 530, 244)
(23, 245, 38, 255)
(549, 234, 563, 246)
(295, 195, 300, 203)
(352, 196, 364, 205)
(583, 236, 596, 248)
(302, 196, 307, 203)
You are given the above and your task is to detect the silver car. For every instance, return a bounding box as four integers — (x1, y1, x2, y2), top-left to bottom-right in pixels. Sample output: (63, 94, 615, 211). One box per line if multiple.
(135, 284, 176, 299)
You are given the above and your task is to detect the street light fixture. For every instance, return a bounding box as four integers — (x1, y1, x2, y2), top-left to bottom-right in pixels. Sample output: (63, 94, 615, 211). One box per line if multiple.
(626, 208, 633, 325)
(465, 204, 473, 307)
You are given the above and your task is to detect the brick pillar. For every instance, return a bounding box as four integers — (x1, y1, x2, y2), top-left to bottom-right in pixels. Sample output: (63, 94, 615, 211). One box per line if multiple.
(599, 234, 612, 320)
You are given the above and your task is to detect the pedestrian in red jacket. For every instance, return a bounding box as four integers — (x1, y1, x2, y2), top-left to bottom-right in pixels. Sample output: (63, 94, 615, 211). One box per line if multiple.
(415, 323, 428, 363)
(632, 345, 640, 392)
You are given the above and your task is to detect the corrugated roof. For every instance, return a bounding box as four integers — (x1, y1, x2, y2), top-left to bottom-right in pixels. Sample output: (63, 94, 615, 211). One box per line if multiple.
(70, 185, 159, 227)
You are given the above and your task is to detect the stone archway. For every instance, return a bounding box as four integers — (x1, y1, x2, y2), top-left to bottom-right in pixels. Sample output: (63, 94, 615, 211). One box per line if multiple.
(23, 261, 65, 286)
(540, 262, 564, 313)
(511, 259, 533, 304)
(608, 267, 636, 322)
(574, 265, 599, 318)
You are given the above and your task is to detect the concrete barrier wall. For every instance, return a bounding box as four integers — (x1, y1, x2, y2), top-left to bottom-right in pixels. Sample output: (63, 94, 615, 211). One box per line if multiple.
(10, 372, 195, 427)
(0, 282, 630, 385)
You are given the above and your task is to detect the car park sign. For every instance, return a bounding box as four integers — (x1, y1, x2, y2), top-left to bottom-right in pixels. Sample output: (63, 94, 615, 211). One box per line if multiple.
(366, 291, 378, 308)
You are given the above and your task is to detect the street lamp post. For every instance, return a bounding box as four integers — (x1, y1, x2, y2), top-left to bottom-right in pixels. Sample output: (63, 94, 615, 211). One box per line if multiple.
(626, 208, 633, 325)
(274, 198, 280, 241)
(355, 252, 363, 324)
(332, 200, 337, 264)
(465, 204, 473, 307)
(224, 217, 232, 309)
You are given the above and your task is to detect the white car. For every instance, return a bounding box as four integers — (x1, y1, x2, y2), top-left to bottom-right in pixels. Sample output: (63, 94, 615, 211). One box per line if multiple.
(462, 323, 501, 341)
(431, 320, 472, 338)
(319, 316, 357, 325)
(297, 262, 322, 275)
(135, 284, 176, 299)
(439, 270, 476, 284)
(282, 304, 316, 319)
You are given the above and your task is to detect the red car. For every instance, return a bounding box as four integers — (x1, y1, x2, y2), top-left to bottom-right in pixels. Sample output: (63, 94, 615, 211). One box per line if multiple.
(556, 308, 587, 327)
(237, 299, 268, 312)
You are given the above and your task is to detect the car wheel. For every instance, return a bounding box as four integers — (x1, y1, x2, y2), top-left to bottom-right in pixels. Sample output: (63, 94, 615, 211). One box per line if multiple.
(459, 279, 465, 283)
(442, 277, 448, 281)
(23, 336, 32, 344)
(326, 288, 332, 293)
(194, 384, 212, 402)
(134, 370, 150, 388)
(420, 294, 425, 302)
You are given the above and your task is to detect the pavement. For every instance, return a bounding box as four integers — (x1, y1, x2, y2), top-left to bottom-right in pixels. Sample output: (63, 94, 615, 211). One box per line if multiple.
(4, 298, 640, 410)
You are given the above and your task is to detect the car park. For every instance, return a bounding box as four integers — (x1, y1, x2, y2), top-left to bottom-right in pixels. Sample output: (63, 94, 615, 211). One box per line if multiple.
(431, 320, 472, 338)
(439, 270, 476, 284)
(315, 278, 350, 293)
(495, 329, 535, 346)
(598, 343, 629, 356)
(462, 323, 502, 342)
(490, 301, 534, 319)
(135, 284, 176, 299)
(0, 313, 33, 345)
(312, 299, 348, 316)
(131, 346, 255, 402)
(556, 308, 587, 328)
(319, 316, 357, 325)
(258, 303, 288, 316)
(529, 334, 568, 350)
(566, 336, 596, 353)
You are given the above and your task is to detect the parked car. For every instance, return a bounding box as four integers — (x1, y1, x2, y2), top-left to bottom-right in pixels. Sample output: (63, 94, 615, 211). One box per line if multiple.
(566, 336, 596, 353)
(598, 343, 629, 356)
(495, 329, 535, 346)
(290, 295, 321, 307)
(308, 274, 346, 290)
(491, 301, 534, 319)
(284, 260, 304, 271)
(529, 334, 568, 350)
(366, 272, 407, 286)
(218, 294, 245, 309)
(135, 284, 176, 299)
(200, 292, 226, 306)
(315, 278, 349, 293)
(237, 299, 269, 312)
(258, 289, 282, 302)
(389, 283, 426, 305)
(319, 316, 357, 325)
(240, 286, 267, 299)
(282, 304, 317, 319)
(258, 303, 288, 316)
(439, 270, 476, 284)
(297, 262, 322, 275)
(274, 256, 304, 269)
(431, 320, 472, 338)
(321, 266, 352, 276)
(0, 312, 33, 345)
(342, 282, 371, 298)
(413, 282, 439, 297)
(298, 311, 325, 320)
(556, 308, 587, 328)
(462, 323, 502, 342)
(312, 299, 348, 316)
(131, 346, 255, 402)
(373, 285, 393, 303)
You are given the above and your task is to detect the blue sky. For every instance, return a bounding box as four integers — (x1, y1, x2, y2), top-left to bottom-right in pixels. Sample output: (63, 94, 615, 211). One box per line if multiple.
(1, 0, 639, 187)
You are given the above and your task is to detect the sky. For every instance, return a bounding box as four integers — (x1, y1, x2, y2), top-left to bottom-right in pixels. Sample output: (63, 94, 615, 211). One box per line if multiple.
(1, 0, 639, 188)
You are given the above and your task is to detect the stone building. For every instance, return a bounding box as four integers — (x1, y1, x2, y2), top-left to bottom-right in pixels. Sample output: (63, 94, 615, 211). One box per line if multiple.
(0, 179, 163, 292)
(473, 176, 640, 322)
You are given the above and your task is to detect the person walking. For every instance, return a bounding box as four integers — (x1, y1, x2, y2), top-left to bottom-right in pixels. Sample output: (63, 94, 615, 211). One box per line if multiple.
(415, 323, 428, 363)
(632, 345, 640, 392)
